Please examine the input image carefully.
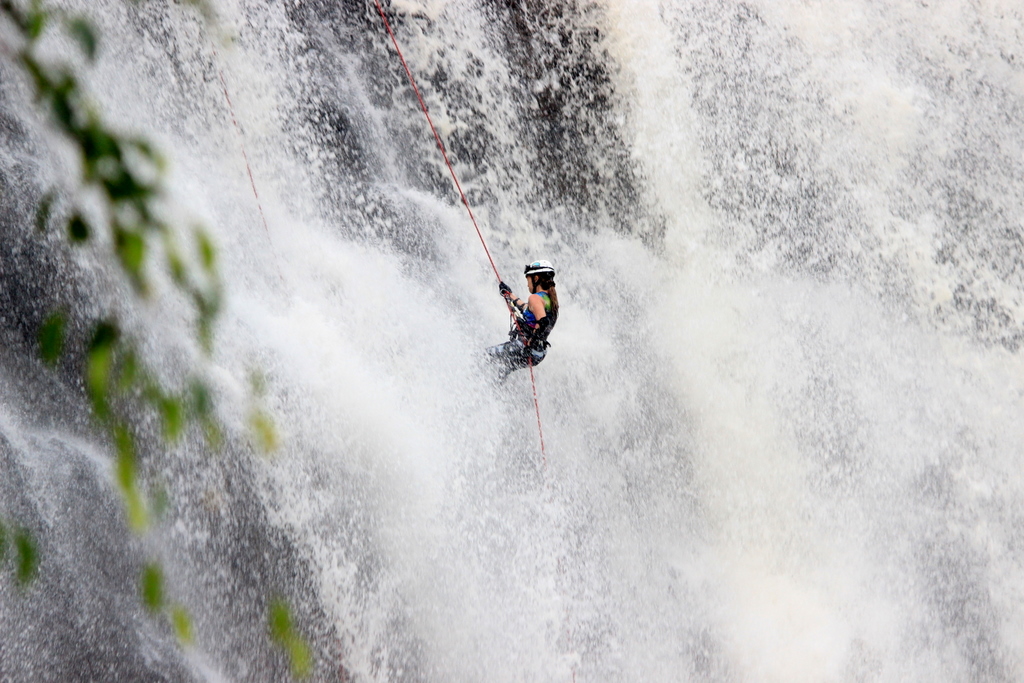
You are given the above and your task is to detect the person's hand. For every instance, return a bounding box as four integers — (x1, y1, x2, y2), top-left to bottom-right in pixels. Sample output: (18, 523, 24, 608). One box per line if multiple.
(499, 281, 513, 298)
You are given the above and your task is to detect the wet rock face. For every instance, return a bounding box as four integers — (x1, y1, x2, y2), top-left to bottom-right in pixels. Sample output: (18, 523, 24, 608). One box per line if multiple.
(480, 0, 646, 236)
(285, 0, 650, 248)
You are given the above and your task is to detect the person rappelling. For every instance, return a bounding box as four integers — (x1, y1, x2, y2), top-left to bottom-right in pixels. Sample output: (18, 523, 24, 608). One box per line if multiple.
(486, 260, 559, 379)
(371, 3, 550, 449)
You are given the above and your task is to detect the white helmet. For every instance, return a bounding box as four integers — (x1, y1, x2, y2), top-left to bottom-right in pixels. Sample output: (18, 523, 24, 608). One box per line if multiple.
(524, 260, 555, 277)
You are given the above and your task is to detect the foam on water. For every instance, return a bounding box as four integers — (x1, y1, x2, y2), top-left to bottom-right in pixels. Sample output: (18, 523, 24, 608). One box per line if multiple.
(2, 0, 1024, 680)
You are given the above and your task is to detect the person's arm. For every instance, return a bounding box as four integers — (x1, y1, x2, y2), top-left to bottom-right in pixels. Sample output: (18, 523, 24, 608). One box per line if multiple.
(499, 281, 528, 313)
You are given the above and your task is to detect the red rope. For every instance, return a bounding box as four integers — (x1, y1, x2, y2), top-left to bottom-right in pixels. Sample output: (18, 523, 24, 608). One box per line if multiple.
(214, 52, 274, 249)
(372, 0, 547, 462)
(372, 0, 501, 282)
(528, 359, 547, 466)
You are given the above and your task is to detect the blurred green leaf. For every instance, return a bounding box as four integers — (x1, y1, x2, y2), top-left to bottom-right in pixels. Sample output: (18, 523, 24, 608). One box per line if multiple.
(203, 416, 223, 452)
(90, 321, 118, 349)
(172, 605, 194, 645)
(113, 423, 135, 491)
(269, 598, 312, 677)
(26, 4, 46, 39)
(140, 563, 163, 612)
(15, 529, 39, 586)
(268, 598, 292, 644)
(287, 636, 312, 678)
(0, 519, 7, 561)
(117, 350, 138, 393)
(160, 397, 183, 443)
(131, 139, 166, 174)
(114, 227, 146, 280)
(67, 17, 97, 61)
(191, 381, 212, 417)
(87, 323, 117, 418)
(87, 349, 113, 418)
(196, 229, 216, 274)
(106, 169, 147, 201)
(132, 139, 155, 161)
(38, 312, 65, 365)
(197, 317, 213, 354)
(194, 290, 220, 353)
(68, 214, 90, 242)
(81, 122, 117, 172)
(249, 410, 278, 454)
(114, 421, 147, 530)
(36, 190, 55, 232)
(139, 376, 162, 405)
(167, 248, 186, 286)
(191, 381, 222, 449)
(126, 487, 147, 532)
(48, 87, 76, 132)
(21, 56, 46, 100)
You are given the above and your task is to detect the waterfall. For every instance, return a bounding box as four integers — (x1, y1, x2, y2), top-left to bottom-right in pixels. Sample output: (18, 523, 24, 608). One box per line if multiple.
(1, 0, 1022, 680)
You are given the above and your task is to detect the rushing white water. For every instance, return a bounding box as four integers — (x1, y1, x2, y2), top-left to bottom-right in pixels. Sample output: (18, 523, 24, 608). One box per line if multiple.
(2, 0, 1024, 681)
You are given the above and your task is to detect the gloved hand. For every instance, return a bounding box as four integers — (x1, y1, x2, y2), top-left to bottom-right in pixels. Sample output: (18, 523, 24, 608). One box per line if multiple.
(498, 281, 513, 298)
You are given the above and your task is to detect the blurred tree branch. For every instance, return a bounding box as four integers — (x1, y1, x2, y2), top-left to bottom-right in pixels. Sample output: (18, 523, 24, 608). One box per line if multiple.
(0, 0, 304, 674)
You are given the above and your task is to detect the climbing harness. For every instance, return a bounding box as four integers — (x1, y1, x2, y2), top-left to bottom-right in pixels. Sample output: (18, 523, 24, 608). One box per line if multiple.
(372, 0, 547, 462)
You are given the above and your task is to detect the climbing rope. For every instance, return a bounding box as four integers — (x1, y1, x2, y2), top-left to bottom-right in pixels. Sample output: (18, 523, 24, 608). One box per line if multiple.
(212, 46, 288, 288)
(371, 0, 497, 280)
(214, 51, 272, 246)
(372, 0, 547, 462)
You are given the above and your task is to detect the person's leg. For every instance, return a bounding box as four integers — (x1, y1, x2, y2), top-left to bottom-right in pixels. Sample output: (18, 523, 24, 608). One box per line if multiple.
(485, 339, 530, 378)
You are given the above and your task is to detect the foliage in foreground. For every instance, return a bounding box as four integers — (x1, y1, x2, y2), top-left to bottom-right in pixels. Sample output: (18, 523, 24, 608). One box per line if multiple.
(0, 0, 306, 675)
(0, 520, 39, 587)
